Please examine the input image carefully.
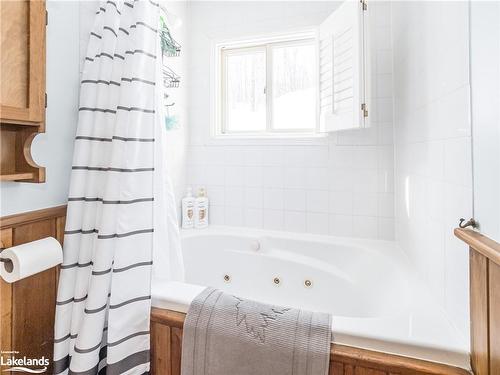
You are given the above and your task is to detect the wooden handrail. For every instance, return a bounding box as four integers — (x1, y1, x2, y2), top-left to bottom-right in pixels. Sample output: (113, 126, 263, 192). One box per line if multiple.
(454, 228, 500, 266)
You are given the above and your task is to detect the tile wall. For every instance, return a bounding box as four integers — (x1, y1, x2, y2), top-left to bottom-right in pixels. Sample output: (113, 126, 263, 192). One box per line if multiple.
(392, 1, 472, 342)
(186, 1, 395, 240)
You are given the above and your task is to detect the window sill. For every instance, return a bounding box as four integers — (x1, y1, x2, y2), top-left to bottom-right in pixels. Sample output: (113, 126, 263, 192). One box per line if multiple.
(206, 133, 329, 146)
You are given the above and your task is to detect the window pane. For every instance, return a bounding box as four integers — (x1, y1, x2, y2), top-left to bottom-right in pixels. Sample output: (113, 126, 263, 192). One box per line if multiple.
(225, 50, 266, 132)
(272, 44, 316, 130)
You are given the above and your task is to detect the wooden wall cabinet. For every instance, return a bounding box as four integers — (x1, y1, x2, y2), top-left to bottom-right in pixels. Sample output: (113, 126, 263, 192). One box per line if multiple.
(0, 0, 46, 182)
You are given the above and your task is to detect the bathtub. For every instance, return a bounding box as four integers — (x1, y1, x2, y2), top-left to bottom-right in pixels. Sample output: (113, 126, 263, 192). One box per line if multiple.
(151, 226, 469, 369)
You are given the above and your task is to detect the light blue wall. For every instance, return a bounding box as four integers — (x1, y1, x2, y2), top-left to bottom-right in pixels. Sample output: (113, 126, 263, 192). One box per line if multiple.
(0, 1, 80, 216)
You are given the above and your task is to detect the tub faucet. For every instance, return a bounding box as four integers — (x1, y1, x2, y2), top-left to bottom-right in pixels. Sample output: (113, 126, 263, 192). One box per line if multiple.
(251, 240, 261, 252)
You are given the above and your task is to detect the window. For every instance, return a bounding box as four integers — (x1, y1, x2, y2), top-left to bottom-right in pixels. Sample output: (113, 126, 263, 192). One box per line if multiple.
(215, 32, 319, 137)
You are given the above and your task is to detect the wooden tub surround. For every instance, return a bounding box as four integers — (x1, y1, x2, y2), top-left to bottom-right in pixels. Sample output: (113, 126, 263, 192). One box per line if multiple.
(455, 228, 500, 375)
(150, 308, 471, 375)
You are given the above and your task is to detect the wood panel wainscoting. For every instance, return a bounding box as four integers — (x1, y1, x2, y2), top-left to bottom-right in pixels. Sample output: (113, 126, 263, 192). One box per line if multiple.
(150, 308, 471, 375)
(0, 205, 67, 374)
(455, 228, 500, 375)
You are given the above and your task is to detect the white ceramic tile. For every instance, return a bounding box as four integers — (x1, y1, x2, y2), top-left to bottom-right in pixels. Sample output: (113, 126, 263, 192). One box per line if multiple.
(426, 180, 444, 222)
(374, 26, 392, 50)
(378, 192, 395, 218)
(206, 185, 225, 206)
(329, 215, 353, 237)
(263, 209, 284, 231)
(204, 165, 225, 186)
(377, 145, 394, 170)
(392, 1, 473, 341)
(283, 189, 306, 211)
(244, 166, 264, 187)
(329, 146, 355, 169)
(352, 170, 379, 192)
(242, 146, 264, 166)
(187, 165, 206, 185)
(329, 191, 353, 215)
(225, 187, 244, 207)
(374, 98, 394, 123)
(244, 208, 263, 228)
(284, 167, 307, 189)
(224, 147, 245, 166)
(282, 147, 306, 167)
(377, 123, 394, 145)
(261, 147, 283, 166)
(244, 187, 263, 209)
(376, 50, 393, 75)
(376, 74, 393, 98)
(329, 169, 354, 191)
(352, 216, 378, 239)
(306, 212, 329, 235)
(306, 190, 329, 213)
(352, 147, 379, 170)
(209, 205, 225, 225)
(377, 169, 394, 193)
(303, 147, 329, 167)
(444, 228, 470, 342)
(284, 211, 307, 232)
(263, 188, 284, 210)
(353, 192, 378, 216)
(224, 206, 243, 226)
(377, 217, 395, 240)
(306, 168, 329, 190)
(444, 137, 472, 188)
(225, 166, 244, 186)
(263, 166, 284, 188)
(427, 140, 445, 180)
(205, 147, 226, 165)
(440, 85, 471, 139)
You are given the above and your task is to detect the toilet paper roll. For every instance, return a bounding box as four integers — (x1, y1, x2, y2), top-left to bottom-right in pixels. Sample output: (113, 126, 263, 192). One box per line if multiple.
(0, 237, 63, 283)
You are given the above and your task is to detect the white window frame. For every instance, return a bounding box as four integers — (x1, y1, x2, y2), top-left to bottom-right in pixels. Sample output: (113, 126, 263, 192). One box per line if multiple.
(212, 30, 321, 140)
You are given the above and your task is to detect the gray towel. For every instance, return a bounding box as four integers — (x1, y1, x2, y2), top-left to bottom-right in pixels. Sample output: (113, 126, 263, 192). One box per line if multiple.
(181, 288, 332, 375)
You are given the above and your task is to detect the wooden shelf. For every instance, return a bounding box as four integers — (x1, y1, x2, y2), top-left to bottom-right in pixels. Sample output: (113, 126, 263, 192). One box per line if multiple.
(0, 123, 45, 183)
(0, 172, 36, 182)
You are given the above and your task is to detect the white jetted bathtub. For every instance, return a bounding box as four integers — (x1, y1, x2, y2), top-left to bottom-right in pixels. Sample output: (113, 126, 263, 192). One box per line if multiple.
(151, 226, 469, 369)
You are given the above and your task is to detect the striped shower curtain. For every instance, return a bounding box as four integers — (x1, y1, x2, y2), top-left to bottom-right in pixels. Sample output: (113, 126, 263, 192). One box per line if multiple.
(54, 1, 161, 373)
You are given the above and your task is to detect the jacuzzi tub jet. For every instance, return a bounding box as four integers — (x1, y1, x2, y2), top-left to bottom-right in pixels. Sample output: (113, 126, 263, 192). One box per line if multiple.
(223, 274, 231, 283)
(304, 279, 312, 288)
(273, 277, 281, 285)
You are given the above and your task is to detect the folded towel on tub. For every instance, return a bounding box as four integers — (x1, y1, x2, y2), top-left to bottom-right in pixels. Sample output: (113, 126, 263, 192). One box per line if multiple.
(181, 287, 332, 375)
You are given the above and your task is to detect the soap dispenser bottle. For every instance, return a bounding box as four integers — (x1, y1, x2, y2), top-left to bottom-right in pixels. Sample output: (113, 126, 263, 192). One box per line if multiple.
(194, 187, 209, 229)
(181, 187, 195, 229)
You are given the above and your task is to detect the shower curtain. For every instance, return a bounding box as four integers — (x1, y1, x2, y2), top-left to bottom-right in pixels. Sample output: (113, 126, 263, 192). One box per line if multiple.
(53, 1, 182, 373)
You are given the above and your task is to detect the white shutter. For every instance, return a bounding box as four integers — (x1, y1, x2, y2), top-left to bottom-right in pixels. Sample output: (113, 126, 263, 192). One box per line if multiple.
(319, 0, 367, 132)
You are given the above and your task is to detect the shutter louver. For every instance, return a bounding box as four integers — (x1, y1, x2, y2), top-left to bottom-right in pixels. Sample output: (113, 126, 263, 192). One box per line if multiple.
(319, 0, 367, 132)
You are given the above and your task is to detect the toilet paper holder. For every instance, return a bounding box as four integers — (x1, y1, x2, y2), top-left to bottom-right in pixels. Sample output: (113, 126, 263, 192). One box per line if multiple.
(0, 259, 14, 272)
(0, 242, 14, 272)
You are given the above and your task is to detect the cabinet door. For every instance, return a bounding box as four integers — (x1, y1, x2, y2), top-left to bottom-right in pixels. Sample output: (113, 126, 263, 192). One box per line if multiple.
(0, 0, 46, 126)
